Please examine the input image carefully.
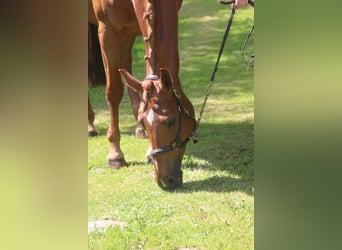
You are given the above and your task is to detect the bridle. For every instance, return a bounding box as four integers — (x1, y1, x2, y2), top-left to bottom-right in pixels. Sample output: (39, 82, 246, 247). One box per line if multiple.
(147, 87, 199, 158)
(144, 75, 198, 159)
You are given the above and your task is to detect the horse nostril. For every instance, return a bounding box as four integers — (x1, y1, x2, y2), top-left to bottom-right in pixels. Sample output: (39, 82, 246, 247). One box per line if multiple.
(167, 177, 175, 186)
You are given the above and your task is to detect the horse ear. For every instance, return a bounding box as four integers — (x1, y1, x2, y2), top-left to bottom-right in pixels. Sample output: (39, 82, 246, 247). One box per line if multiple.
(160, 68, 173, 91)
(119, 69, 143, 93)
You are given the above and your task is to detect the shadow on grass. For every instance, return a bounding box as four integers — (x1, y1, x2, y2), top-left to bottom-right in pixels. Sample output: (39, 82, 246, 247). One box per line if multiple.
(90, 120, 254, 195)
(178, 175, 253, 195)
(187, 122, 253, 168)
(178, 121, 254, 195)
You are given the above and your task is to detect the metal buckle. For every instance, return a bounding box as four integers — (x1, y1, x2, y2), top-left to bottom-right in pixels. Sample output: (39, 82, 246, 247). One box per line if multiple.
(191, 132, 199, 144)
(144, 75, 160, 81)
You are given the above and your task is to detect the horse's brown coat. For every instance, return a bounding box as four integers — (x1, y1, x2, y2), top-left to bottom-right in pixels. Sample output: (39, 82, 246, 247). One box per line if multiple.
(89, 0, 194, 189)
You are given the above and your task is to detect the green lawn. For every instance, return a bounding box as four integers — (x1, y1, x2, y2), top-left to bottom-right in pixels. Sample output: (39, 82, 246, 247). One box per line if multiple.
(89, 1, 254, 249)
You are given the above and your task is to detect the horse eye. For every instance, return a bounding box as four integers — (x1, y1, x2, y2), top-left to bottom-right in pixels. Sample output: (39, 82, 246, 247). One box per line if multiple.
(166, 118, 176, 128)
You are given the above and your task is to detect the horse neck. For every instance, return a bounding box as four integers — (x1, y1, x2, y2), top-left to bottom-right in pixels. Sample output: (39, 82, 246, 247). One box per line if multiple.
(158, 1, 180, 77)
(136, 0, 180, 79)
(134, 0, 192, 109)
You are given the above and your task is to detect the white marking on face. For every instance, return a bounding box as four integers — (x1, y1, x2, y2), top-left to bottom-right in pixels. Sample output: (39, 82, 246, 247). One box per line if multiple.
(147, 109, 154, 126)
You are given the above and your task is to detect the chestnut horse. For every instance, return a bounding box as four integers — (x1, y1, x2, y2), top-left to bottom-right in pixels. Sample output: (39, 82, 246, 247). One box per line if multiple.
(89, 0, 197, 189)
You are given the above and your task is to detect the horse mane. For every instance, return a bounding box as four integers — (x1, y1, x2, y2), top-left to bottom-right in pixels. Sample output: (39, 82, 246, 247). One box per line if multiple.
(141, 0, 183, 77)
(143, 0, 160, 74)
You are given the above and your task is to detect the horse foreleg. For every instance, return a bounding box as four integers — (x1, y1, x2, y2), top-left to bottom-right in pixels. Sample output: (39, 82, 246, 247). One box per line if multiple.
(105, 83, 128, 168)
(88, 95, 98, 137)
(98, 25, 128, 169)
(127, 88, 147, 139)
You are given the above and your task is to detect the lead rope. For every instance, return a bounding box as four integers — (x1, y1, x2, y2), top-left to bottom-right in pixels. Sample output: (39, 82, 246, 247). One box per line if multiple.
(242, 25, 254, 68)
(196, 0, 235, 127)
(196, 0, 254, 127)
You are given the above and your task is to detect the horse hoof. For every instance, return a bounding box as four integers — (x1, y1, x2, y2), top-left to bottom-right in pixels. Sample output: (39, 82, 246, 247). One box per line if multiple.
(135, 125, 147, 139)
(88, 124, 98, 137)
(88, 130, 98, 137)
(107, 158, 128, 169)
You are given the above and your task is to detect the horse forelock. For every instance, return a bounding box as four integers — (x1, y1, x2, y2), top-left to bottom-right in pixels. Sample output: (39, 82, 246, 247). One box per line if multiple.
(142, 79, 167, 101)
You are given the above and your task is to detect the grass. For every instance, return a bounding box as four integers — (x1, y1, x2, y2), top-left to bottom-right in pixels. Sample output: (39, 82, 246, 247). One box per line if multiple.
(88, 0, 254, 249)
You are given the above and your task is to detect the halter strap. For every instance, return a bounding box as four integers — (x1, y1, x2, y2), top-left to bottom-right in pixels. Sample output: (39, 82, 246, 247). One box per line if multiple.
(148, 89, 198, 158)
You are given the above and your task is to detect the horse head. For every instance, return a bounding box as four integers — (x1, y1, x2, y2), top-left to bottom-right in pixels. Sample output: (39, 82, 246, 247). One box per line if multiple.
(120, 68, 197, 189)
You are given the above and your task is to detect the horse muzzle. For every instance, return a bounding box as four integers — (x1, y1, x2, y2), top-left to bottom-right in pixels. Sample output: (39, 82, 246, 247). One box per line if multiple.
(155, 160, 183, 189)
(157, 172, 183, 190)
